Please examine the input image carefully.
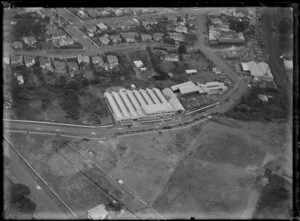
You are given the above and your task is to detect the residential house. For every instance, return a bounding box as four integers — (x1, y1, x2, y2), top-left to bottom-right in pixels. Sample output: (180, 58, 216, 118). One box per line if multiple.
(141, 33, 152, 42)
(77, 9, 87, 19)
(152, 33, 164, 42)
(10, 55, 23, 66)
(39, 57, 53, 71)
(106, 55, 118, 69)
(67, 61, 79, 77)
(99, 10, 110, 17)
(185, 69, 197, 75)
(53, 60, 66, 74)
(141, 20, 157, 29)
(22, 36, 37, 47)
(120, 32, 138, 43)
(97, 23, 108, 31)
(164, 54, 179, 62)
(169, 32, 184, 42)
(91, 56, 101, 65)
(175, 25, 188, 34)
(56, 37, 75, 47)
(3, 53, 10, 65)
(133, 60, 144, 69)
(210, 18, 223, 26)
(99, 34, 110, 45)
(24, 56, 36, 67)
(14, 73, 24, 86)
(13, 41, 23, 49)
(78, 55, 90, 64)
(86, 25, 97, 37)
(110, 35, 122, 44)
(52, 29, 67, 40)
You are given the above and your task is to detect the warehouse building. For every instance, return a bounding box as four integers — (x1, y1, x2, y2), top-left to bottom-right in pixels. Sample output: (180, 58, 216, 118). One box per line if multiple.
(198, 82, 228, 95)
(171, 81, 201, 95)
(241, 61, 274, 81)
(104, 87, 185, 123)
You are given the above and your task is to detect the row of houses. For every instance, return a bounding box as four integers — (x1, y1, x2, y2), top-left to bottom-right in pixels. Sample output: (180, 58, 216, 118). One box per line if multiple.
(104, 87, 185, 123)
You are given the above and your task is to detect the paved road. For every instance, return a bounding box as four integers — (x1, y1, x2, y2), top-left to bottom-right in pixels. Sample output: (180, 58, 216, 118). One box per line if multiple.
(4, 139, 71, 219)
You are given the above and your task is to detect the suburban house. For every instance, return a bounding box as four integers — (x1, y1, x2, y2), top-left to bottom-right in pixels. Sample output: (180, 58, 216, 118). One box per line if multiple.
(52, 29, 67, 40)
(24, 56, 36, 67)
(99, 35, 110, 45)
(106, 55, 118, 69)
(53, 60, 66, 74)
(110, 34, 122, 44)
(97, 23, 108, 31)
(86, 25, 97, 37)
(13, 41, 23, 49)
(169, 32, 184, 42)
(141, 20, 157, 29)
(91, 56, 101, 65)
(185, 69, 197, 75)
(212, 67, 222, 74)
(210, 18, 223, 26)
(175, 25, 188, 34)
(55, 37, 75, 47)
(39, 57, 53, 71)
(115, 9, 123, 16)
(22, 36, 37, 47)
(152, 33, 164, 42)
(121, 32, 139, 43)
(78, 55, 90, 64)
(10, 55, 23, 66)
(141, 33, 152, 42)
(99, 10, 110, 17)
(133, 60, 144, 69)
(164, 54, 179, 62)
(67, 61, 79, 77)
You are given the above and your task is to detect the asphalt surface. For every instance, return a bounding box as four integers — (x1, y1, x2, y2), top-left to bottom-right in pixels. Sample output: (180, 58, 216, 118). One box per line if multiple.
(4, 139, 71, 219)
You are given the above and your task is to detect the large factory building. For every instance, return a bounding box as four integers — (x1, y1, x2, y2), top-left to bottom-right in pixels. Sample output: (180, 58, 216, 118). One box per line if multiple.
(104, 88, 185, 123)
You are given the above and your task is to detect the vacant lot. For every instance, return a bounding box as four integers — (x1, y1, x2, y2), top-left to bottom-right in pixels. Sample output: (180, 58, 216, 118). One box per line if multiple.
(152, 117, 291, 218)
(71, 123, 205, 205)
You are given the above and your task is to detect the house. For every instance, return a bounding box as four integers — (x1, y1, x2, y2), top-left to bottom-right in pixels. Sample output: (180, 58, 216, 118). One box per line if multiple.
(77, 9, 87, 18)
(86, 25, 97, 37)
(258, 94, 269, 102)
(99, 35, 110, 45)
(14, 73, 24, 86)
(3, 54, 10, 65)
(133, 60, 144, 69)
(67, 61, 79, 75)
(10, 55, 23, 66)
(175, 25, 188, 34)
(241, 61, 273, 81)
(185, 69, 197, 75)
(24, 56, 36, 67)
(97, 23, 108, 31)
(169, 32, 184, 42)
(78, 55, 90, 64)
(57, 37, 74, 47)
(52, 29, 67, 40)
(53, 60, 66, 74)
(198, 81, 228, 95)
(91, 56, 101, 65)
(87, 204, 108, 220)
(39, 57, 53, 71)
(110, 34, 122, 44)
(13, 41, 23, 49)
(141, 33, 152, 42)
(152, 33, 164, 42)
(99, 10, 110, 17)
(106, 55, 118, 69)
(141, 20, 157, 29)
(164, 54, 179, 62)
(120, 32, 138, 43)
(22, 36, 37, 47)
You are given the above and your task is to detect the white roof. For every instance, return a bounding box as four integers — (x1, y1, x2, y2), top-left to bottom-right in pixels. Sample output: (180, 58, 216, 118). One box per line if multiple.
(112, 92, 131, 119)
(139, 89, 154, 105)
(133, 60, 143, 68)
(142, 103, 174, 114)
(171, 81, 196, 91)
(179, 85, 200, 94)
(246, 61, 273, 78)
(185, 69, 197, 74)
(146, 88, 161, 104)
(133, 90, 148, 108)
(88, 204, 108, 220)
(169, 97, 185, 111)
(162, 88, 175, 99)
(152, 88, 168, 103)
(104, 92, 123, 122)
(125, 90, 144, 116)
(118, 90, 138, 118)
(241, 62, 249, 71)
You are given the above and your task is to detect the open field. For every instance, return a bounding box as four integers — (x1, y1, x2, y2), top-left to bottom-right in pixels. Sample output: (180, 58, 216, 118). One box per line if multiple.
(151, 117, 291, 218)
(71, 122, 205, 206)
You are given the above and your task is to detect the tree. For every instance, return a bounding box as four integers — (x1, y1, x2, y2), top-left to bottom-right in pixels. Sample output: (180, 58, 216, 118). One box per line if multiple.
(10, 183, 31, 201)
(178, 43, 187, 54)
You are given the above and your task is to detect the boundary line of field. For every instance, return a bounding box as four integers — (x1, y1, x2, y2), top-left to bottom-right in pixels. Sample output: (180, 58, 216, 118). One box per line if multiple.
(3, 136, 78, 218)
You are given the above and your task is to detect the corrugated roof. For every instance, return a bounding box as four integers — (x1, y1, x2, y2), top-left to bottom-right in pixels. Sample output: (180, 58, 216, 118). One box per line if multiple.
(179, 85, 200, 94)
(169, 97, 185, 111)
(142, 103, 174, 114)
